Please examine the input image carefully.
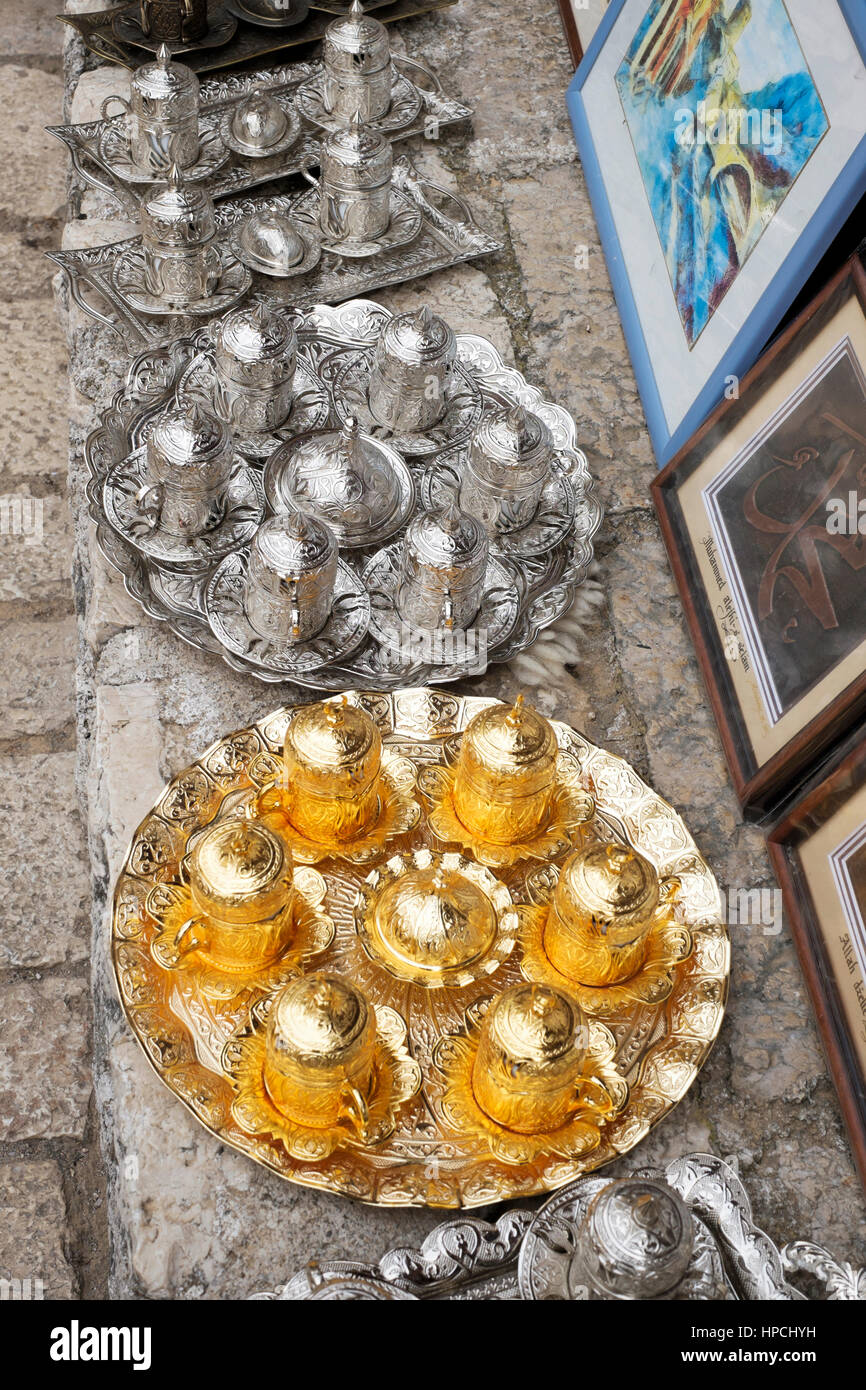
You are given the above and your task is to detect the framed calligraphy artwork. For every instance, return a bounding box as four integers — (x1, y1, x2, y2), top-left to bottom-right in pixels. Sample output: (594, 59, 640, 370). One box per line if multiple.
(768, 726, 866, 1193)
(567, 0, 866, 464)
(652, 256, 866, 816)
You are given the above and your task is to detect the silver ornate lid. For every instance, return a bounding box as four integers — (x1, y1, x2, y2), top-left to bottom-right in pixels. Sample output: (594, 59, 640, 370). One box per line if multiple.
(580, 1179, 695, 1300)
(378, 305, 455, 368)
(274, 418, 403, 545)
(132, 43, 199, 103)
(323, 1, 390, 75)
(142, 165, 215, 247)
(147, 401, 232, 482)
(251, 511, 337, 580)
(229, 91, 289, 155)
(469, 405, 554, 486)
(215, 303, 297, 388)
(404, 501, 488, 571)
(323, 114, 392, 187)
(237, 211, 308, 273)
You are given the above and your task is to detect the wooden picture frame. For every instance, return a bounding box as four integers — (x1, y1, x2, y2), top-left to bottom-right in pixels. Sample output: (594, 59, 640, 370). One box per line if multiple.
(768, 726, 866, 1194)
(652, 256, 866, 817)
(555, 0, 609, 68)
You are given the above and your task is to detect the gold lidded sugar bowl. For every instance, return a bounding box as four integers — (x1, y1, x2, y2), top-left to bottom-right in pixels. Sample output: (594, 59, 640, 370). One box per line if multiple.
(224, 972, 421, 1161)
(421, 696, 595, 867)
(355, 849, 518, 989)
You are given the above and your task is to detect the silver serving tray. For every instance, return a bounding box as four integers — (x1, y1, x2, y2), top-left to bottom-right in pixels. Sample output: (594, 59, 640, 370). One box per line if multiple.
(49, 160, 501, 348)
(83, 298, 602, 690)
(47, 57, 471, 216)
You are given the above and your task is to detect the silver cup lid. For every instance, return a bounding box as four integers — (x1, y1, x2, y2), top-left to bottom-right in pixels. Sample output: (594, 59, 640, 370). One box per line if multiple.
(142, 165, 215, 246)
(216, 302, 297, 382)
(230, 91, 289, 154)
(324, 113, 392, 182)
(324, 1, 390, 72)
(251, 510, 338, 580)
(133, 43, 199, 101)
(238, 210, 307, 273)
(378, 305, 456, 368)
(404, 501, 488, 570)
(580, 1179, 694, 1299)
(277, 418, 402, 544)
(469, 405, 553, 486)
(147, 401, 232, 478)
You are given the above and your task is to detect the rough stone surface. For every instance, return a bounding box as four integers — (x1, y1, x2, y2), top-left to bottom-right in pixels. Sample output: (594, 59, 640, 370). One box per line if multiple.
(0, 617, 77, 738)
(45, 0, 866, 1299)
(0, 67, 67, 222)
(0, 1162, 76, 1300)
(0, 978, 92, 1141)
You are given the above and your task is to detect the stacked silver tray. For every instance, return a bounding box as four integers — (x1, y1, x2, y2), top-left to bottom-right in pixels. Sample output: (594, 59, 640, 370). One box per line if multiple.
(85, 298, 602, 689)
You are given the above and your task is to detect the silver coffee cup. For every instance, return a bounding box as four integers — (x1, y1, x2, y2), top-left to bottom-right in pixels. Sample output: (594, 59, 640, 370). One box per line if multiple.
(214, 303, 298, 436)
(459, 405, 555, 535)
(138, 403, 235, 538)
(245, 512, 338, 644)
(398, 503, 488, 631)
(101, 44, 200, 174)
(366, 306, 456, 434)
(301, 117, 392, 244)
(141, 165, 221, 306)
(321, 2, 392, 125)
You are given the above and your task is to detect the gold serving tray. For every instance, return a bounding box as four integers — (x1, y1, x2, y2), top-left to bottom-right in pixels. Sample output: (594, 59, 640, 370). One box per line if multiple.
(111, 689, 729, 1208)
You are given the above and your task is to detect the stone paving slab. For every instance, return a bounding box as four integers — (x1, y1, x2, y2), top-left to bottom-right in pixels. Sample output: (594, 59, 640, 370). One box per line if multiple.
(0, 977, 92, 1141)
(0, 1162, 76, 1300)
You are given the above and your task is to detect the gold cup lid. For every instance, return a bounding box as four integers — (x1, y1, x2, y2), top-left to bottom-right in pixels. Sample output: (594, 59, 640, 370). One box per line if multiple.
(269, 973, 371, 1070)
(373, 864, 498, 977)
(188, 819, 292, 924)
(557, 843, 660, 935)
(284, 698, 382, 793)
(458, 696, 557, 796)
(485, 982, 584, 1074)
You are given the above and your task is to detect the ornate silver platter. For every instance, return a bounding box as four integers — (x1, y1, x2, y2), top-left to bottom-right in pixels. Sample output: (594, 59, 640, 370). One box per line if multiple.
(84, 299, 602, 689)
(50, 161, 501, 348)
(48, 58, 471, 216)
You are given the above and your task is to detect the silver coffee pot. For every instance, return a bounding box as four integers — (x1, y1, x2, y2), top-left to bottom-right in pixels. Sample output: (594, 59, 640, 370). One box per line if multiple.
(398, 502, 488, 631)
(271, 418, 403, 546)
(102, 44, 200, 174)
(245, 512, 338, 644)
(214, 303, 298, 436)
(302, 115, 392, 244)
(367, 306, 456, 434)
(141, 165, 221, 305)
(322, 1, 392, 125)
(139, 402, 235, 538)
(459, 405, 555, 534)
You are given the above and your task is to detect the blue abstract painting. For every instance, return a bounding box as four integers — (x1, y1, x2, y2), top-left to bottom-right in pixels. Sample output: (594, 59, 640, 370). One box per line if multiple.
(615, 0, 829, 347)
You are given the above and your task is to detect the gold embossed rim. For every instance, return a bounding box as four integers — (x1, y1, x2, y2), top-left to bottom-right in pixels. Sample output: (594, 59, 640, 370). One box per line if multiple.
(111, 688, 730, 1209)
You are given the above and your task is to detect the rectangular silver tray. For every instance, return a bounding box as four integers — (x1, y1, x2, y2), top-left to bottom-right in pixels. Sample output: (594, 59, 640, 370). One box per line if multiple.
(48, 58, 471, 216)
(48, 159, 502, 347)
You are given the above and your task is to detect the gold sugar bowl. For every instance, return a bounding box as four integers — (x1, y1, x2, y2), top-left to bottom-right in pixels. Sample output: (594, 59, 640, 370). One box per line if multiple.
(250, 697, 419, 864)
(145, 816, 333, 998)
(355, 849, 519, 989)
(435, 982, 627, 1167)
(224, 972, 421, 1162)
(420, 696, 595, 867)
(520, 842, 692, 1017)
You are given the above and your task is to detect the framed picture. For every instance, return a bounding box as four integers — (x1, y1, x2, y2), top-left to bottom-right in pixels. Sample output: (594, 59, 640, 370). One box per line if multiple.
(556, 0, 610, 67)
(652, 256, 866, 816)
(567, 0, 866, 465)
(768, 727, 866, 1193)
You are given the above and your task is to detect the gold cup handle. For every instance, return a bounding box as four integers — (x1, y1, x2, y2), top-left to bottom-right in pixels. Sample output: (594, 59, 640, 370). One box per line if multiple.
(339, 1082, 370, 1142)
(172, 915, 209, 961)
(245, 781, 287, 824)
(569, 1073, 614, 1120)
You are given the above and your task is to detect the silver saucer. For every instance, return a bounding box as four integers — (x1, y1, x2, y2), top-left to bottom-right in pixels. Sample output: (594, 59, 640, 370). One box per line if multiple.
(219, 93, 302, 161)
(262, 431, 415, 549)
(291, 185, 423, 260)
(103, 453, 265, 570)
(362, 544, 520, 656)
(111, 245, 252, 318)
(328, 346, 483, 457)
(205, 552, 369, 675)
(97, 116, 230, 186)
(420, 454, 577, 559)
(295, 66, 423, 138)
(177, 354, 331, 460)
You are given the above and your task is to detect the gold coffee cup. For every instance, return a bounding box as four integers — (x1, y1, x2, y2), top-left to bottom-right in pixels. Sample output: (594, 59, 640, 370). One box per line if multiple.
(263, 973, 377, 1135)
(472, 983, 603, 1134)
(545, 843, 663, 988)
(178, 819, 295, 971)
(282, 698, 382, 845)
(452, 697, 558, 846)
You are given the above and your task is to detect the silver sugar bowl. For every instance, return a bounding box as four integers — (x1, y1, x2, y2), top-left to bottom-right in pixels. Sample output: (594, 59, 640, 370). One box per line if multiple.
(214, 303, 298, 436)
(102, 43, 200, 174)
(399, 502, 488, 631)
(228, 91, 291, 157)
(574, 1179, 695, 1300)
(367, 306, 456, 434)
(302, 116, 392, 244)
(141, 166, 221, 306)
(245, 512, 338, 644)
(140, 402, 235, 539)
(272, 418, 403, 546)
(322, 1, 392, 125)
(459, 404, 555, 534)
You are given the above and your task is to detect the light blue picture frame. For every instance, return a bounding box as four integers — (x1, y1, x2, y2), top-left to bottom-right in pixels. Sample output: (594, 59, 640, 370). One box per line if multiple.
(566, 0, 866, 466)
